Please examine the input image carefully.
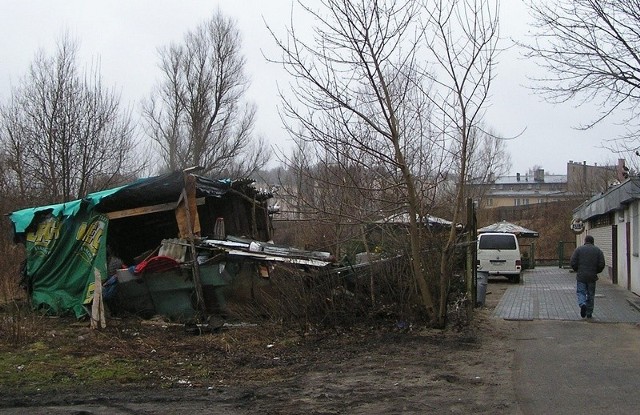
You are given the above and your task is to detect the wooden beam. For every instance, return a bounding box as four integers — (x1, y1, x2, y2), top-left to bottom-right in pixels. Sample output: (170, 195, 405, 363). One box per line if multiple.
(106, 202, 177, 220)
(105, 197, 206, 220)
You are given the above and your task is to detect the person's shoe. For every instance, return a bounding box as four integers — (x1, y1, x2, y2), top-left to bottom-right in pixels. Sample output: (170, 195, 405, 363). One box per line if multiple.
(580, 304, 587, 318)
(586, 314, 593, 319)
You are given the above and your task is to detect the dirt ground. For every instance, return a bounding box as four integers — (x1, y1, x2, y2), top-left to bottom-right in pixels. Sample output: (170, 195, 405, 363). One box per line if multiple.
(0, 281, 518, 414)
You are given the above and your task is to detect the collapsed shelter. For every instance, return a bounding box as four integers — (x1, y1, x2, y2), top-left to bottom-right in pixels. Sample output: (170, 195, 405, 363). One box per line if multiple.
(9, 171, 333, 323)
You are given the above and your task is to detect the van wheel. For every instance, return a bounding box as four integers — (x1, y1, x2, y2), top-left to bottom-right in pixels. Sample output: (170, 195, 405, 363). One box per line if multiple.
(510, 275, 520, 284)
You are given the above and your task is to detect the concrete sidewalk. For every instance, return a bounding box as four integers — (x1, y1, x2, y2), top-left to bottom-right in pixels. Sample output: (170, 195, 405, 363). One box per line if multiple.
(496, 267, 640, 415)
(493, 266, 640, 322)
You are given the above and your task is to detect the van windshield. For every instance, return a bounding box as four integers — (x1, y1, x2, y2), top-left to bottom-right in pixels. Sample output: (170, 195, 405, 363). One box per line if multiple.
(479, 234, 517, 250)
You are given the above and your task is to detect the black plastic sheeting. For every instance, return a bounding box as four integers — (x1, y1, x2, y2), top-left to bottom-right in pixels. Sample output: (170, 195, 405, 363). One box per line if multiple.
(95, 171, 231, 213)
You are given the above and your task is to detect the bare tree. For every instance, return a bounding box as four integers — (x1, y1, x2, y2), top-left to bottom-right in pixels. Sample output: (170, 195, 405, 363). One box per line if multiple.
(420, 0, 499, 324)
(269, 0, 455, 324)
(269, 0, 498, 327)
(461, 126, 512, 206)
(143, 10, 270, 177)
(0, 35, 138, 205)
(468, 128, 511, 183)
(522, 0, 640, 153)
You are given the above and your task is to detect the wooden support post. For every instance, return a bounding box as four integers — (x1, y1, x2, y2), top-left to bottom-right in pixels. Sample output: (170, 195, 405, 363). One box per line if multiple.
(180, 173, 207, 319)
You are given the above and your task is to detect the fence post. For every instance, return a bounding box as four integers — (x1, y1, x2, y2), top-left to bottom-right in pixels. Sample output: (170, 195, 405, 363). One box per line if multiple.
(530, 242, 536, 269)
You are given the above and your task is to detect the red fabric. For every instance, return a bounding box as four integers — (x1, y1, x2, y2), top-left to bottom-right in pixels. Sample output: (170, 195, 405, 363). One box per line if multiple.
(134, 256, 180, 275)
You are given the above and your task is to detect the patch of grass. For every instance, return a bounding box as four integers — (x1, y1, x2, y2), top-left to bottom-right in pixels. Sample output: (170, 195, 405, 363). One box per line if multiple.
(0, 348, 151, 392)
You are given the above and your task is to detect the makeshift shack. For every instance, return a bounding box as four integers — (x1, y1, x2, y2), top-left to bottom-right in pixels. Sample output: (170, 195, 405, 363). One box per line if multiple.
(9, 171, 334, 324)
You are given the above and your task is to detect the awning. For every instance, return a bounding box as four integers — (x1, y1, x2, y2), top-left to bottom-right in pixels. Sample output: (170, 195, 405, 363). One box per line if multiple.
(573, 177, 640, 220)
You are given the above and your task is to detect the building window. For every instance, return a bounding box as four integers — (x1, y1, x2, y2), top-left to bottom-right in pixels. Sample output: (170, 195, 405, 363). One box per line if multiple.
(514, 199, 520, 206)
(486, 198, 493, 207)
(593, 214, 613, 227)
(524, 198, 529, 205)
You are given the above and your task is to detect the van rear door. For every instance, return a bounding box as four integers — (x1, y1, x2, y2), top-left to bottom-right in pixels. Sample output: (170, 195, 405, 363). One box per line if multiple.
(477, 233, 521, 276)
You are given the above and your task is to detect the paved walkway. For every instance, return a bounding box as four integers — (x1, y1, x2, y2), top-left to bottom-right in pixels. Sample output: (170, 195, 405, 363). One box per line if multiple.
(493, 266, 640, 322)
(496, 267, 640, 415)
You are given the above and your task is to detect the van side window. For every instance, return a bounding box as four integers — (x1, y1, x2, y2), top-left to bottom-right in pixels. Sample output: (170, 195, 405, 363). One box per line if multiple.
(479, 235, 516, 250)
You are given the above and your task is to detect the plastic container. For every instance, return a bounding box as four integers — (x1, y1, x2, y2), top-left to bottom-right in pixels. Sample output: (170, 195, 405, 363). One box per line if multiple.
(476, 271, 489, 306)
(158, 238, 187, 262)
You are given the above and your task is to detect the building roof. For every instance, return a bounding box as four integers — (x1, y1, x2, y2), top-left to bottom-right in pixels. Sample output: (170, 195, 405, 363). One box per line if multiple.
(573, 177, 640, 220)
(478, 220, 539, 237)
(485, 190, 568, 198)
(376, 212, 453, 227)
(493, 174, 567, 185)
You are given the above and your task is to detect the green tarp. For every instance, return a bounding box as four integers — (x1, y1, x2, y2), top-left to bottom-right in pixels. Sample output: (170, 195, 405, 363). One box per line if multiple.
(23, 205, 108, 318)
(9, 171, 238, 319)
(10, 186, 123, 236)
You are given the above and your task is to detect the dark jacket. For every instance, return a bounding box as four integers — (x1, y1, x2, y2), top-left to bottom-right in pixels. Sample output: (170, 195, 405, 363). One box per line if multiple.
(570, 242, 605, 283)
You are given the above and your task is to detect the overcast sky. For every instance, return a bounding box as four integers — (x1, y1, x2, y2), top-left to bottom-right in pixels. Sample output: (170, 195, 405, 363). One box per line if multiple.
(0, 0, 625, 176)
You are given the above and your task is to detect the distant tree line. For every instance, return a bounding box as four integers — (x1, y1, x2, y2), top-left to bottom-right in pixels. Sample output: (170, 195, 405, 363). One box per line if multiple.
(0, 11, 270, 211)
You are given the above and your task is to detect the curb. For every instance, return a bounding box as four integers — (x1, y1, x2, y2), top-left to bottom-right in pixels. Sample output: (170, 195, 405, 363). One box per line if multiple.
(627, 298, 640, 312)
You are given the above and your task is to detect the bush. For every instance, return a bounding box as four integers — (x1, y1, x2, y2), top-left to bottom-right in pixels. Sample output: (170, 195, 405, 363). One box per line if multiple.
(240, 254, 471, 334)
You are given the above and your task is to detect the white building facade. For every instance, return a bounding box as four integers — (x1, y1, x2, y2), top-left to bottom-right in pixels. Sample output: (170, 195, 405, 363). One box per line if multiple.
(573, 178, 640, 295)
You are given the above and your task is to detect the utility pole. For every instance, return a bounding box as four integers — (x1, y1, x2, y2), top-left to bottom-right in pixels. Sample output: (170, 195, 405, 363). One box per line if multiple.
(466, 198, 477, 315)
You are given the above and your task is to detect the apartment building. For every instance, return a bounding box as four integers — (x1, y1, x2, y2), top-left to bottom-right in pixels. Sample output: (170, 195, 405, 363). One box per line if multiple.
(469, 160, 626, 209)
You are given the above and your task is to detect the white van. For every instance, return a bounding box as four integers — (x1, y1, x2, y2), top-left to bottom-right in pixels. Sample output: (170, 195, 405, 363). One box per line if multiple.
(477, 232, 522, 283)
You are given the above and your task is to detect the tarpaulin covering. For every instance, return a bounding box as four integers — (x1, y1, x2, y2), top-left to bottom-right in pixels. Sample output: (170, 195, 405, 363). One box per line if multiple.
(10, 172, 232, 236)
(23, 206, 108, 318)
(9, 171, 233, 318)
(10, 187, 123, 236)
(94, 171, 230, 213)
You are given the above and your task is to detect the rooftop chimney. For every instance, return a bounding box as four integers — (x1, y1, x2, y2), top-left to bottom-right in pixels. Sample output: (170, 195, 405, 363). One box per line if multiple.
(618, 158, 629, 181)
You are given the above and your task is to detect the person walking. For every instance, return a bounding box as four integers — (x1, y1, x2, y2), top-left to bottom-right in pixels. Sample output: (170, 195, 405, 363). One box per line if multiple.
(570, 235, 605, 319)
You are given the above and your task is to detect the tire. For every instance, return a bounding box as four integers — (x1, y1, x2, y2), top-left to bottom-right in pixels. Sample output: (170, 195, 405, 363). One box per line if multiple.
(510, 274, 521, 284)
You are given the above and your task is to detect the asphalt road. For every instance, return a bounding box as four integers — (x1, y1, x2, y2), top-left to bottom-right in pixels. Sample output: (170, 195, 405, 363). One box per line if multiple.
(504, 268, 640, 415)
(514, 320, 640, 415)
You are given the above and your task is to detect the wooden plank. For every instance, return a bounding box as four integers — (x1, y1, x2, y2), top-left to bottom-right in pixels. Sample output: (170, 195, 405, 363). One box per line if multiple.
(106, 202, 178, 220)
(176, 175, 201, 238)
(105, 197, 205, 220)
